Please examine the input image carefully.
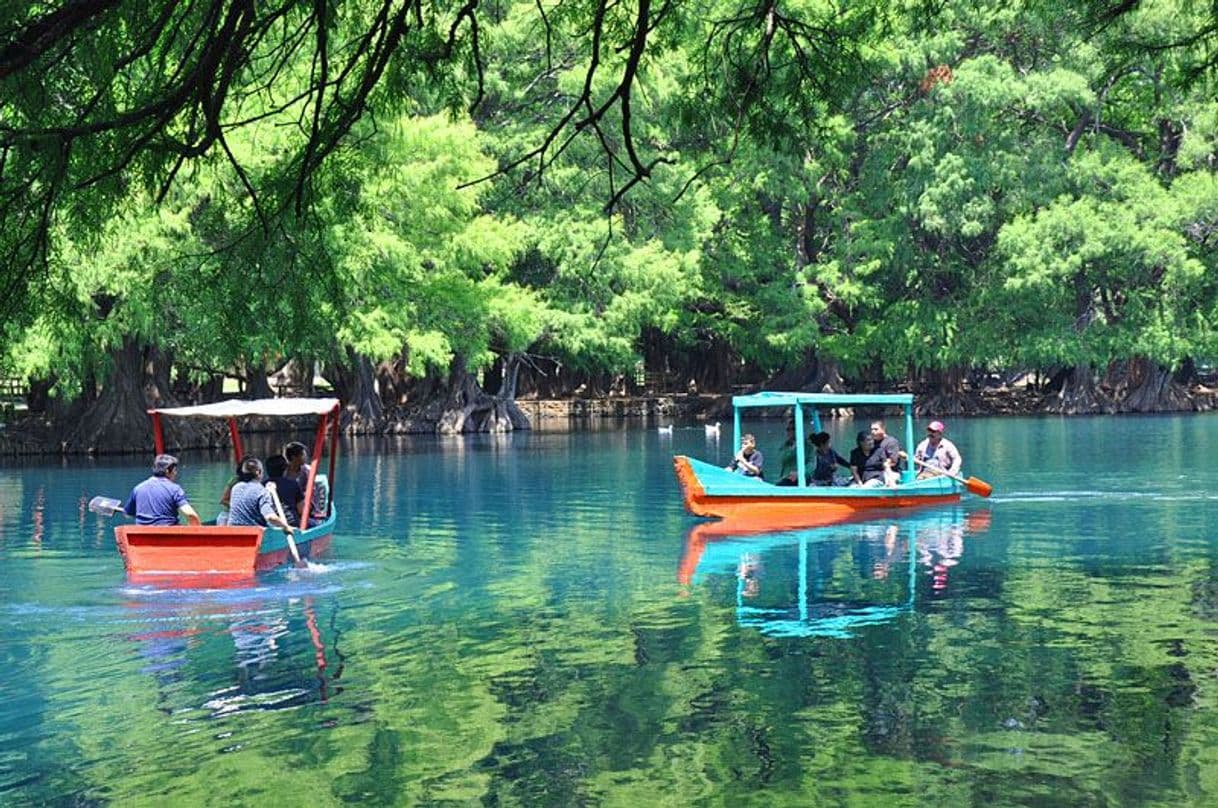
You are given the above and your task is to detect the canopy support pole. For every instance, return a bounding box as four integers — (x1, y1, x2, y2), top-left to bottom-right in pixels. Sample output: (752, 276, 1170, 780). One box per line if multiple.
(227, 417, 243, 462)
(794, 403, 807, 488)
(300, 410, 329, 526)
(903, 404, 916, 483)
(151, 413, 165, 455)
(327, 406, 339, 516)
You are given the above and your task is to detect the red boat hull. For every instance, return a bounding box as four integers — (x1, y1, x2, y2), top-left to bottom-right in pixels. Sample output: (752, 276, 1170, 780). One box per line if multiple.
(116, 525, 264, 579)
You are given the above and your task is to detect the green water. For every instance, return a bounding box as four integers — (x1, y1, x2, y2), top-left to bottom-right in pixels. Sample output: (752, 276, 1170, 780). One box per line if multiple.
(2, 415, 1218, 806)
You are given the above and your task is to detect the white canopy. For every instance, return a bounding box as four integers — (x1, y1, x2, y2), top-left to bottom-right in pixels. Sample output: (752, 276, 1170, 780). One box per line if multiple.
(149, 398, 340, 419)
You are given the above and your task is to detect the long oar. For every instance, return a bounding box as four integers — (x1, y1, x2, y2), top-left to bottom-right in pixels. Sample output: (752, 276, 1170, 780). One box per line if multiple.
(265, 482, 305, 567)
(912, 457, 994, 497)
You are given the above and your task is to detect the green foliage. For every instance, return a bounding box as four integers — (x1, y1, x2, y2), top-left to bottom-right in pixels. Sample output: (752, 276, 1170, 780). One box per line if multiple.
(3, 0, 1218, 402)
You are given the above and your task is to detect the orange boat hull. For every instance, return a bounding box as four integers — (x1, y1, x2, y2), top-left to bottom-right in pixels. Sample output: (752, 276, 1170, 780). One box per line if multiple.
(673, 455, 961, 531)
(116, 525, 263, 579)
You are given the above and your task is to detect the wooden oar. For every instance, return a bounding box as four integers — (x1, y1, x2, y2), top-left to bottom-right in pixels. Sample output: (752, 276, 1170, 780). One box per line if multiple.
(265, 482, 305, 567)
(912, 457, 994, 497)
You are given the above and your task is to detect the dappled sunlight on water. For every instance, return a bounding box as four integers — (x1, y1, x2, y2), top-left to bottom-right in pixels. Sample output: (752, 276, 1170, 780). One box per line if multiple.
(3, 416, 1218, 804)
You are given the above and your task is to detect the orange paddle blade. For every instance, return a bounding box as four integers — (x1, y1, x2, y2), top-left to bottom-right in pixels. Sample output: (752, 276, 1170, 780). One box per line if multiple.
(965, 477, 993, 497)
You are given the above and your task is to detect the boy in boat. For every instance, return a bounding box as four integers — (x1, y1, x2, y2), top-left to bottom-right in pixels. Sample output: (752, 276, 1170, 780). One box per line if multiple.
(810, 432, 852, 486)
(285, 441, 329, 527)
(726, 433, 764, 477)
(124, 454, 201, 526)
(913, 420, 962, 479)
(226, 457, 297, 535)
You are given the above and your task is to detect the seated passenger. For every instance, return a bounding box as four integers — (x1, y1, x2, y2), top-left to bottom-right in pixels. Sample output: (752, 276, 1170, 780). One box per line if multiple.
(215, 462, 240, 526)
(285, 441, 329, 526)
(775, 419, 815, 486)
(860, 420, 903, 487)
(226, 457, 296, 534)
(265, 453, 305, 527)
(914, 420, 962, 479)
(124, 454, 201, 526)
(848, 432, 873, 486)
(726, 433, 764, 478)
(810, 432, 851, 486)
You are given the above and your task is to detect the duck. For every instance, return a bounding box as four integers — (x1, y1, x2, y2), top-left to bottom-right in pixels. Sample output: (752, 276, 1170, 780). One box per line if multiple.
(704, 421, 721, 438)
(657, 424, 674, 436)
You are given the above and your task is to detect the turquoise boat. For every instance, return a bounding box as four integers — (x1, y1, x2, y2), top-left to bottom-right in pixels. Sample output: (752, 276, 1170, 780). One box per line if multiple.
(674, 392, 990, 530)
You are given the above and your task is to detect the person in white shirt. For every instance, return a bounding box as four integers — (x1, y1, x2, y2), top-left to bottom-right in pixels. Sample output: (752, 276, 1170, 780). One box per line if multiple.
(913, 420, 962, 479)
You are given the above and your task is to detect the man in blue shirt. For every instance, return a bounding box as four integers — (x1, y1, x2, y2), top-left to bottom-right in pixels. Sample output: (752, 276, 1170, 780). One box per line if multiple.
(125, 454, 201, 526)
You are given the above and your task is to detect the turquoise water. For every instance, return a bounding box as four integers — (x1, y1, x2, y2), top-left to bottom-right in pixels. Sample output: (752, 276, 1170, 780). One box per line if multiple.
(2, 415, 1218, 806)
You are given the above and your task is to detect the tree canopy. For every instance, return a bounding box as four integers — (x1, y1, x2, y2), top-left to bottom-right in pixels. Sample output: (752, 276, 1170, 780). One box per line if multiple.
(1, 0, 1217, 441)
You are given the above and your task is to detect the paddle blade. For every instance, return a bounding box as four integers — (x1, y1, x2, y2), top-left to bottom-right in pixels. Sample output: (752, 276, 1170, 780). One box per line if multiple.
(88, 496, 124, 516)
(964, 477, 993, 498)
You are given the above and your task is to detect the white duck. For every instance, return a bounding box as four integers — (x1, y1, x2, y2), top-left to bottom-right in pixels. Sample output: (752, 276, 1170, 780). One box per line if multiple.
(657, 424, 674, 436)
(704, 421, 721, 438)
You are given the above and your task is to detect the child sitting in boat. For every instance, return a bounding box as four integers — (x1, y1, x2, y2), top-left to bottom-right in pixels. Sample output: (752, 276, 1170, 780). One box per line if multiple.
(726, 433, 764, 478)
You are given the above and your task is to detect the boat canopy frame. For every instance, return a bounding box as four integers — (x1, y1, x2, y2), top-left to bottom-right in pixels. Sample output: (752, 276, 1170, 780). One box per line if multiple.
(729, 392, 917, 486)
(146, 397, 341, 523)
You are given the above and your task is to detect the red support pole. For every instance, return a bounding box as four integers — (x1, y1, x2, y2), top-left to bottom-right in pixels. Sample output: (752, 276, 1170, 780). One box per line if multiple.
(228, 417, 243, 463)
(151, 413, 165, 455)
(300, 412, 327, 527)
(327, 405, 339, 516)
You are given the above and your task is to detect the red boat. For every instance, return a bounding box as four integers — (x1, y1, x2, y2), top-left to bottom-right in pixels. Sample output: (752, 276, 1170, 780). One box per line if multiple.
(114, 398, 340, 581)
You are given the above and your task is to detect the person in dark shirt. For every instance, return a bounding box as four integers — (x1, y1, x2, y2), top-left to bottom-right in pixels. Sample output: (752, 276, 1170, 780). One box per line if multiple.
(861, 420, 903, 486)
(726, 433, 764, 478)
(285, 441, 328, 527)
(124, 454, 201, 526)
(810, 432, 851, 486)
(848, 432, 873, 486)
(264, 454, 305, 527)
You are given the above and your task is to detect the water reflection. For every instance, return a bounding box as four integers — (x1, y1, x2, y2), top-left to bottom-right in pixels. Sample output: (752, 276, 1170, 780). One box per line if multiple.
(680, 508, 993, 638)
(120, 575, 345, 717)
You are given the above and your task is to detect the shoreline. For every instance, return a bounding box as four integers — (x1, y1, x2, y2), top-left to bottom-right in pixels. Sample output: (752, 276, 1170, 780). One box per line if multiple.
(2, 387, 1217, 456)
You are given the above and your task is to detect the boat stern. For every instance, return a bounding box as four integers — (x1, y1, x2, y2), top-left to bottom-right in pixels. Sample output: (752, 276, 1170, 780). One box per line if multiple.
(115, 525, 264, 579)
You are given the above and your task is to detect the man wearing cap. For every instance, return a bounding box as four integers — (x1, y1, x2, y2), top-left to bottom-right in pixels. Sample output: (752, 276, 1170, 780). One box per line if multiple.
(124, 454, 201, 526)
(914, 421, 962, 480)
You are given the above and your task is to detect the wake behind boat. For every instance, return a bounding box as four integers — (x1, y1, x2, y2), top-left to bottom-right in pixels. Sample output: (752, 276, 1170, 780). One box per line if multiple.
(112, 397, 340, 582)
(674, 392, 990, 530)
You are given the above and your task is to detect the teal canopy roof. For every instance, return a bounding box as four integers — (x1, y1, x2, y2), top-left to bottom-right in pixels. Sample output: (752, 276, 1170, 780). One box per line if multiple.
(731, 391, 913, 408)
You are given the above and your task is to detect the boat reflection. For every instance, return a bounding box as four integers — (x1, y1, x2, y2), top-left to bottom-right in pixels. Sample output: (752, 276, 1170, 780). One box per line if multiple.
(122, 575, 345, 714)
(679, 508, 992, 638)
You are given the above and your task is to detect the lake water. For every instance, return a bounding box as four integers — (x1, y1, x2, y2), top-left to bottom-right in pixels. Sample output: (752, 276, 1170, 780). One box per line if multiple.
(2, 414, 1218, 806)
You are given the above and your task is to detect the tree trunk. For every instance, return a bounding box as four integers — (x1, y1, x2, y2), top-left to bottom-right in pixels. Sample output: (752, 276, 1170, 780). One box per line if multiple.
(244, 358, 274, 399)
(1042, 364, 1116, 414)
(1104, 356, 1196, 412)
(437, 356, 530, 434)
(917, 365, 982, 416)
(287, 357, 315, 396)
(59, 338, 214, 452)
(25, 377, 54, 414)
(342, 349, 383, 431)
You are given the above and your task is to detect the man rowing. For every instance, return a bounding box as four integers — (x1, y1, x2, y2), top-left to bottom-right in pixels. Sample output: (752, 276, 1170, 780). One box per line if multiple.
(914, 420, 962, 479)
